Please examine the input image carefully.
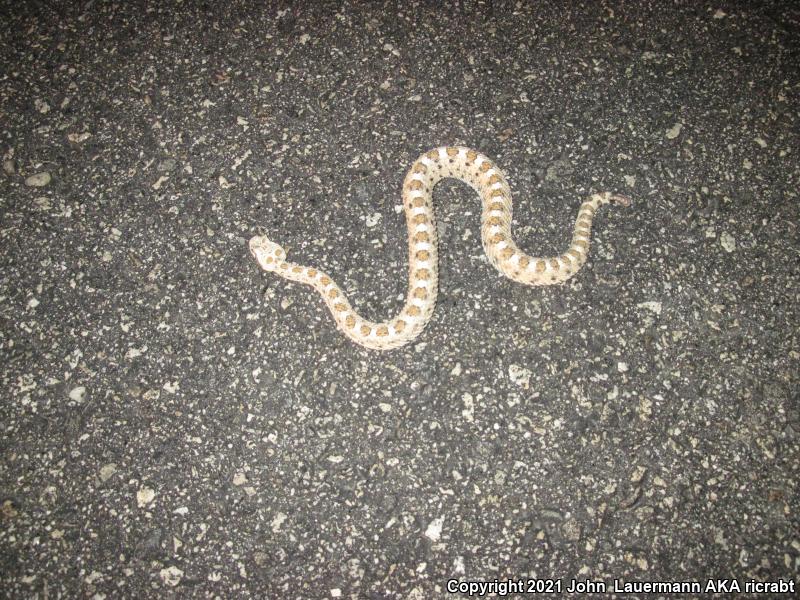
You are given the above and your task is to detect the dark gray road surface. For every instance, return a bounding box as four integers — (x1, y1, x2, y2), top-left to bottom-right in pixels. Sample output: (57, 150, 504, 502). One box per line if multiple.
(2, 1, 798, 597)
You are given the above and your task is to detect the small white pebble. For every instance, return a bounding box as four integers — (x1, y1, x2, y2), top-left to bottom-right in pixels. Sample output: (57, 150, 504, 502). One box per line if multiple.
(159, 566, 183, 587)
(125, 346, 146, 359)
(424, 517, 444, 542)
(461, 393, 474, 423)
(67, 132, 92, 143)
(271, 512, 287, 532)
(137, 487, 155, 507)
(720, 231, 736, 252)
(665, 123, 682, 139)
(25, 172, 51, 187)
(99, 463, 117, 482)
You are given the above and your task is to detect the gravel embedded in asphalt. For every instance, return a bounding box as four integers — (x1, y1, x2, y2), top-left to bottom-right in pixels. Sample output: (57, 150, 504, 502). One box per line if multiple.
(1, 1, 798, 597)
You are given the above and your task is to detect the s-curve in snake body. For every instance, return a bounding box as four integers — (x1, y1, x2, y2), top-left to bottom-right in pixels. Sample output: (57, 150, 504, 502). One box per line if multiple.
(250, 146, 630, 350)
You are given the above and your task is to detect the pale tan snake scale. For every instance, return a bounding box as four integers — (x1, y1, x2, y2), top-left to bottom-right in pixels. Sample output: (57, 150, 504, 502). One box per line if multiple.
(250, 146, 630, 350)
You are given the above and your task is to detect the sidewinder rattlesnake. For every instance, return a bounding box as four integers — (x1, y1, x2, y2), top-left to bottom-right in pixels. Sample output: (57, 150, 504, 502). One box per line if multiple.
(249, 146, 630, 350)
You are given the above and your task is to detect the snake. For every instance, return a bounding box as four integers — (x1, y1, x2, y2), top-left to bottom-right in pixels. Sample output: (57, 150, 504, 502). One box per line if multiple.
(249, 146, 630, 350)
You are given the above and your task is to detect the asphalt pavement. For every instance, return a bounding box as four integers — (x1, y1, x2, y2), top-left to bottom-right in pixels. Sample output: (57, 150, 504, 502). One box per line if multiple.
(1, 1, 798, 597)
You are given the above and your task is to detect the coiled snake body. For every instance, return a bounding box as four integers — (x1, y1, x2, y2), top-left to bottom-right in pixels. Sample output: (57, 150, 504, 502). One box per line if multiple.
(250, 146, 629, 350)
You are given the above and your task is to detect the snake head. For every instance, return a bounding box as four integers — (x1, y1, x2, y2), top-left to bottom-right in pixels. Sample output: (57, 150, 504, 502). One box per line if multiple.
(249, 235, 287, 272)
